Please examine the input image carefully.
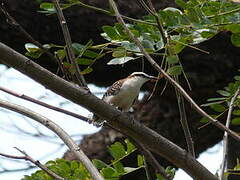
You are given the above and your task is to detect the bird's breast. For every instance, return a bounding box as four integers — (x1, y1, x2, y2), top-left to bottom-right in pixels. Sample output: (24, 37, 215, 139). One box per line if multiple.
(104, 84, 140, 112)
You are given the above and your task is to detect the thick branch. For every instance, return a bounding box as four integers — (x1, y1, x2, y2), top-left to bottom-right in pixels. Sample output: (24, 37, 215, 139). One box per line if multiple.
(0, 42, 218, 179)
(0, 98, 103, 180)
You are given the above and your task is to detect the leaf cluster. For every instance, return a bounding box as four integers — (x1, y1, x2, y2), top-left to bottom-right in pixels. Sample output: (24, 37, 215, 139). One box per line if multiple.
(201, 74, 240, 125)
(22, 139, 175, 180)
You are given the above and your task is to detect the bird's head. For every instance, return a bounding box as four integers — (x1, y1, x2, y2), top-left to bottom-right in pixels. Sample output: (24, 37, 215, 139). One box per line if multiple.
(129, 72, 159, 83)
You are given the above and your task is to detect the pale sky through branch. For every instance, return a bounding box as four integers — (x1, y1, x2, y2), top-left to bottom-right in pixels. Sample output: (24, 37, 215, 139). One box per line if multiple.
(0, 65, 222, 179)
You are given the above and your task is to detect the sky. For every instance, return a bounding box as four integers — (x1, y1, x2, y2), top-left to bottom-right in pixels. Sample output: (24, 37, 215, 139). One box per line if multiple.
(0, 65, 222, 179)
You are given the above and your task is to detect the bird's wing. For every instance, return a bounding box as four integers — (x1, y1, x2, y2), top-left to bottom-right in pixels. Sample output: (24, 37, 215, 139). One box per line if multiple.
(102, 79, 123, 100)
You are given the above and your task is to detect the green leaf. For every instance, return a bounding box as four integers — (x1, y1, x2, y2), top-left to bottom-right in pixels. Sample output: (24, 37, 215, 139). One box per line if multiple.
(108, 142, 126, 160)
(210, 104, 226, 112)
(102, 25, 119, 40)
(101, 167, 117, 178)
(40, 2, 55, 12)
(233, 110, 240, 115)
(200, 114, 218, 123)
(123, 167, 140, 173)
(56, 49, 66, 60)
(156, 40, 164, 50)
(207, 97, 227, 102)
(76, 58, 94, 65)
(72, 40, 93, 57)
(72, 43, 85, 54)
(83, 50, 98, 58)
(25, 51, 43, 59)
(231, 33, 240, 47)
(125, 139, 135, 154)
(92, 159, 108, 170)
(107, 57, 134, 65)
(175, 0, 187, 8)
(70, 161, 79, 170)
(137, 155, 144, 167)
(141, 39, 155, 50)
(201, 30, 216, 39)
(25, 43, 40, 52)
(80, 67, 93, 75)
(234, 75, 240, 81)
(217, 90, 231, 97)
(167, 65, 182, 76)
(201, 101, 224, 107)
(166, 55, 179, 64)
(156, 173, 164, 180)
(232, 117, 240, 125)
(226, 24, 240, 34)
(112, 48, 126, 58)
(113, 161, 125, 173)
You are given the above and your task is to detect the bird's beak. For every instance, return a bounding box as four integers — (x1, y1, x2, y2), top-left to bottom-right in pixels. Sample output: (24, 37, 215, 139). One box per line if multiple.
(149, 74, 163, 82)
(149, 76, 159, 82)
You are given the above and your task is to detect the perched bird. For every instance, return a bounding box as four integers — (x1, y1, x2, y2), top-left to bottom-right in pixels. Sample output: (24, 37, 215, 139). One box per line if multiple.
(91, 72, 158, 125)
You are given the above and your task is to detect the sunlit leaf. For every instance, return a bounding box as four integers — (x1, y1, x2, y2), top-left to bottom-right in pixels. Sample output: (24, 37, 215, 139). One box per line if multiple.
(25, 43, 40, 52)
(92, 159, 108, 170)
(125, 139, 136, 154)
(108, 142, 126, 160)
(113, 161, 125, 174)
(107, 57, 134, 65)
(137, 155, 144, 167)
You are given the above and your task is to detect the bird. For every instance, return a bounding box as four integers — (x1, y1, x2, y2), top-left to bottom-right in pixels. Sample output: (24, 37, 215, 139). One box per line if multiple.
(91, 72, 159, 125)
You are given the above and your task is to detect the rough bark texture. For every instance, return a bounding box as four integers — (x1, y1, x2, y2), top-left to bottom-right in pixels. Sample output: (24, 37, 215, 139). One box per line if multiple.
(1, 0, 240, 179)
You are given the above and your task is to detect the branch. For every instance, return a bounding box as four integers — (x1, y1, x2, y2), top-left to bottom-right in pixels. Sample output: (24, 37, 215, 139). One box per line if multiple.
(108, 0, 240, 142)
(0, 86, 89, 122)
(0, 148, 65, 180)
(0, 98, 103, 180)
(52, 0, 87, 87)
(220, 88, 240, 180)
(0, 42, 218, 179)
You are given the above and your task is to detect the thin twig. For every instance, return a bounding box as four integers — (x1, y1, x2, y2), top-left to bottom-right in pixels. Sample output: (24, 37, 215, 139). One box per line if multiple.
(0, 148, 65, 180)
(52, 0, 87, 87)
(0, 99, 104, 180)
(0, 86, 89, 122)
(0, 3, 58, 64)
(220, 89, 240, 180)
(176, 89, 195, 157)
